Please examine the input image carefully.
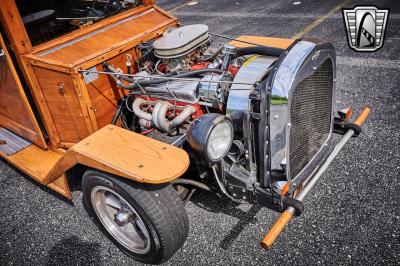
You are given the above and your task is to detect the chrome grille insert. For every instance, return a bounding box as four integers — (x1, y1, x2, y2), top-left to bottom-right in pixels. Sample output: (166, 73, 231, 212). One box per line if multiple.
(289, 59, 333, 179)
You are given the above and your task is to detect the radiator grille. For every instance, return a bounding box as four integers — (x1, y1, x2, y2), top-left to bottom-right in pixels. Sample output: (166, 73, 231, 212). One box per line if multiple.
(289, 59, 333, 179)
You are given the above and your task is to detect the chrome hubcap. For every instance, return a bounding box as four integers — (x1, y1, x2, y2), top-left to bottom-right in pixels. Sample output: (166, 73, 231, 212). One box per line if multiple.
(91, 186, 151, 254)
(114, 209, 132, 226)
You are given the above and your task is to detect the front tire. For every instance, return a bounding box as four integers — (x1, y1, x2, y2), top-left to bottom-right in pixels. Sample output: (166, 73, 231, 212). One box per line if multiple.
(82, 170, 189, 264)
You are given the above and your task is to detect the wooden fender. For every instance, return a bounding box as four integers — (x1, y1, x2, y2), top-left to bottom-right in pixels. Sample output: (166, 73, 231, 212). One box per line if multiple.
(43, 124, 190, 185)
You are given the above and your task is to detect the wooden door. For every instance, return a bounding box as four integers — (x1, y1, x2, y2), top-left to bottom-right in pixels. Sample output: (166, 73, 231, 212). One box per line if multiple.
(0, 33, 47, 149)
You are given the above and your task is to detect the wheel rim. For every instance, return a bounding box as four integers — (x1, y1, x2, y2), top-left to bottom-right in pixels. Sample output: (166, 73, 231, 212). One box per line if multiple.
(91, 186, 151, 254)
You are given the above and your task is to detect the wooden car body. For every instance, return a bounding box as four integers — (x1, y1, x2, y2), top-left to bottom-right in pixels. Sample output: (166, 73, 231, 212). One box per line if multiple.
(0, 0, 190, 199)
(0, 0, 370, 259)
(0, 0, 294, 200)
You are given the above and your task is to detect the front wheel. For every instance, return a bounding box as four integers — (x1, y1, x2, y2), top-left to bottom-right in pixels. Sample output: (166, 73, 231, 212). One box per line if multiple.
(82, 170, 189, 264)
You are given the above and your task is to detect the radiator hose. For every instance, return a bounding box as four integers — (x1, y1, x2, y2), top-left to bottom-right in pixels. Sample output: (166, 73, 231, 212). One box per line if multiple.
(234, 45, 285, 58)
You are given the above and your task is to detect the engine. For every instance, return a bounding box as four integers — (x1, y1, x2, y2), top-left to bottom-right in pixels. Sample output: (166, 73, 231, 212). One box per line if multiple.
(106, 24, 250, 136)
(105, 24, 336, 198)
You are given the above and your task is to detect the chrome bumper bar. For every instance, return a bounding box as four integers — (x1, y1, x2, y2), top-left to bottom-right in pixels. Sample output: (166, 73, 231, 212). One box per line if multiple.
(260, 107, 371, 250)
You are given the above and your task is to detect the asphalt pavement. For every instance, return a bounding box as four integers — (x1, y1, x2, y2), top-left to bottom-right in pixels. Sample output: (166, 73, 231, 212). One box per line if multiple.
(1, 0, 399, 265)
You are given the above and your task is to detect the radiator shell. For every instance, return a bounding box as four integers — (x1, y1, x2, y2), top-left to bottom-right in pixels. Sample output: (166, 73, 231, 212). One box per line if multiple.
(268, 39, 336, 192)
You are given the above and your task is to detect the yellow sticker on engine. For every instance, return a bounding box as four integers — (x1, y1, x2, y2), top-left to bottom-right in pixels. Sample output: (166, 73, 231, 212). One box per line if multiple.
(242, 55, 259, 67)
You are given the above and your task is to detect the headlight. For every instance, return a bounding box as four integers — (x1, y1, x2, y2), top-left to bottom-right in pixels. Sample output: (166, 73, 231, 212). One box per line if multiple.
(187, 114, 233, 163)
(207, 120, 233, 160)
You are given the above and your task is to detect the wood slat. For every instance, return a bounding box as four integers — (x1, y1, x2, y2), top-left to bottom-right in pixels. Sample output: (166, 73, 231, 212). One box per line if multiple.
(229, 35, 294, 49)
(0, 0, 32, 54)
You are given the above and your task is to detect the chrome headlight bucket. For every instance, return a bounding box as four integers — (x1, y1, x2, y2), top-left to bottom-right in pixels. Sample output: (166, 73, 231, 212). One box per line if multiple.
(187, 114, 233, 164)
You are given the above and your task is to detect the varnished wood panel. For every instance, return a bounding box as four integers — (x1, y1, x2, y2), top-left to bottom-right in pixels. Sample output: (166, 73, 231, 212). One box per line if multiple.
(33, 7, 175, 66)
(0, 144, 61, 182)
(143, 0, 155, 5)
(44, 124, 190, 184)
(31, 66, 91, 146)
(2, 4, 176, 149)
(0, 57, 35, 138)
(47, 174, 72, 199)
(0, 144, 72, 199)
(20, 59, 62, 148)
(230, 35, 294, 49)
(0, 33, 46, 148)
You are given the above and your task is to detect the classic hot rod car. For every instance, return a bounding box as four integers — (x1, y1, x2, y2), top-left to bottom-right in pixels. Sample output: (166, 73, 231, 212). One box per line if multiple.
(0, 0, 370, 264)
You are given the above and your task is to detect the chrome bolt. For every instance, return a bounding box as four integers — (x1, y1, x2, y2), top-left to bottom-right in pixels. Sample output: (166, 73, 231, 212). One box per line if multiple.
(114, 210, 131, 226)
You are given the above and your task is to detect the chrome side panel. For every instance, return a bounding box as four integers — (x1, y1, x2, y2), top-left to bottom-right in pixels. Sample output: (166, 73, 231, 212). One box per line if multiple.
(227, 56, 276, 115)
(227, 55, 276, 172)
(269, 40, 336, 192)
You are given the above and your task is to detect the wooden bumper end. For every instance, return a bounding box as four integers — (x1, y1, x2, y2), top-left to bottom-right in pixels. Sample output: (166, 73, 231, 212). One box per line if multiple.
(260, 209, 294, 250)
(354, 107, 371, 126)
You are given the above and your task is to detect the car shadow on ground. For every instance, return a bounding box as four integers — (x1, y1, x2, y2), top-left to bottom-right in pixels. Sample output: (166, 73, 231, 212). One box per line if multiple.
(0, 158, 73, 205)
(46, 236, 102, 266)
(189, 190, 262, 250)
(1, 157, 263, 254)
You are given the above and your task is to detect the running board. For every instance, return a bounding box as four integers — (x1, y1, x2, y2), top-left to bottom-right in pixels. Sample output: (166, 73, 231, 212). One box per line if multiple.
(0, 127, 31, 156)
